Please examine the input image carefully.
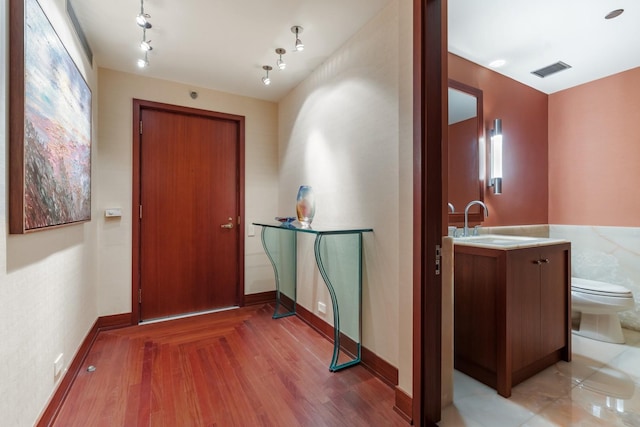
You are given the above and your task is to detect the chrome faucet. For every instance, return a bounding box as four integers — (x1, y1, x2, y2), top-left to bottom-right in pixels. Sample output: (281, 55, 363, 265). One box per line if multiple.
(448, 202, 455, 213)
(463, 200, 489, 237)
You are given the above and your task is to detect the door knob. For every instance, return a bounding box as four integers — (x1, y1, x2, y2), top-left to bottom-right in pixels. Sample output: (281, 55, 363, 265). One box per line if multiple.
(221, 217, 234, 229)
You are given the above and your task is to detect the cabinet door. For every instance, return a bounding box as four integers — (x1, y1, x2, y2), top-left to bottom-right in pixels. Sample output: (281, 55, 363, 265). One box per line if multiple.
(508, 248, 542, 372)
(454, 252, 498, 374)
(540, 245, 569, 354)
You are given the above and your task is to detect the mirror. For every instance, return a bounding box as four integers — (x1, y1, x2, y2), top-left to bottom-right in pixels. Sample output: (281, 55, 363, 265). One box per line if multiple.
(448, 79, 484, 223)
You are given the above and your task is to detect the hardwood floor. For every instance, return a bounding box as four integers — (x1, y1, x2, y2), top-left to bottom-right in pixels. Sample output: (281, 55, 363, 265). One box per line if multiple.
(53, 304, 408, 426)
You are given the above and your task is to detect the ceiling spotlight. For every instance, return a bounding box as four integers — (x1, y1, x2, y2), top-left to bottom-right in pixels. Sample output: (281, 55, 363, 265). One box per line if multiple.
(137, 52, 149, 68)
(276, 48, 286, 70)
(291, 26, 304, 51)
(262, 65, 273, 85)
(136, 0, 152, 28)
(136, 13, 151, 28)
(140, 27, 152, 51)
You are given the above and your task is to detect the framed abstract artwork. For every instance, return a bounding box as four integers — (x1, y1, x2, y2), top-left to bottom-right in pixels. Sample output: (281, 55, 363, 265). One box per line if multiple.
(9, 0, 92, 233)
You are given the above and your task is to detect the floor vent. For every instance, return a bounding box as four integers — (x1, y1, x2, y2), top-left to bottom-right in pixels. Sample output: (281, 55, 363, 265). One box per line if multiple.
(531, 61, 571, 78)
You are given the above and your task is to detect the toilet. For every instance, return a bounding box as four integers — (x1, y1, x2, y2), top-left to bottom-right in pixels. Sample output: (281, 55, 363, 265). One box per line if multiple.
(571, 277, 635, 344)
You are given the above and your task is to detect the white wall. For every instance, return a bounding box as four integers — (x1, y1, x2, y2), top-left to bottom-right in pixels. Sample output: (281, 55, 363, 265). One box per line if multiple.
(277, 0, 413, 394)
(96, 68, 280, 316)
(550, 225, 640, 331)
(0, 0, 99, 425)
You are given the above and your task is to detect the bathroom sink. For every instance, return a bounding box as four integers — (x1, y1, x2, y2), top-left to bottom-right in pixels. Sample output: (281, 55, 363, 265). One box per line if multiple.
(454, 234, 564, 249)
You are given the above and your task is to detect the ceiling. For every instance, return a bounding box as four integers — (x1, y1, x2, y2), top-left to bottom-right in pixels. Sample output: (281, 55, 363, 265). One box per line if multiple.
(448, 0, 640, 94)
(69, 0, 640, 103)
(68, 0, 393, 103)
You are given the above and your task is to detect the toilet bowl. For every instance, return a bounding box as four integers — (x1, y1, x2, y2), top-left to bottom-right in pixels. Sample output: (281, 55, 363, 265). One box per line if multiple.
(571, 277, 635, 344)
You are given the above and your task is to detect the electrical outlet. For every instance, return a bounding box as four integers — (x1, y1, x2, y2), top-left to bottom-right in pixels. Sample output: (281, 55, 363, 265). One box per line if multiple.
(318, 301, 327, 314)
(54, 353, 64, 378)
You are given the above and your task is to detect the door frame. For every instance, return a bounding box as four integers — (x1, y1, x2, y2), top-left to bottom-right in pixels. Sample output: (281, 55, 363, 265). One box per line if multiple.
(413, 0, 446, 425)
(131, 99, 246, 324)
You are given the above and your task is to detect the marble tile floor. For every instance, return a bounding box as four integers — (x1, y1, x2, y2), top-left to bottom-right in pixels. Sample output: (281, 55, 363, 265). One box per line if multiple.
(439, 329, 640, 426)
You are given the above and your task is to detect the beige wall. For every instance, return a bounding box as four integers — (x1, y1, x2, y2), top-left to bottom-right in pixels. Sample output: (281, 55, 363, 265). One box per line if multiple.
(0, 4, 414, 426)
(0, 0, 99, 425)
(277, 0, 413, 394)
(96, 68, 280, 316)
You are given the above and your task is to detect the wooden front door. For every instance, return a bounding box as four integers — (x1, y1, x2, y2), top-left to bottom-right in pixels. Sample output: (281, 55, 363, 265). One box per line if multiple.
(133, 100, 244, 322)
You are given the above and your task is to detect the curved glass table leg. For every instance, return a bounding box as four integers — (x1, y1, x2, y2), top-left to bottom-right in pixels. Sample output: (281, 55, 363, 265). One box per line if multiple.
(314, 232, 363, 371)
(260, 227, 296, 319)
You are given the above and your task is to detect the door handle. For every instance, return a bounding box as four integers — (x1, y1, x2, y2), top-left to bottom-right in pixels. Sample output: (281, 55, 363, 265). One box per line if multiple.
(221, 217, 234, 229)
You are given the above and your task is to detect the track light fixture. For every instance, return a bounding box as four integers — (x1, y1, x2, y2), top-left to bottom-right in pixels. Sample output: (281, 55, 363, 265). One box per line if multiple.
(262, 65, 273, 85)
(136, 0, 153, 67)
(136, 0, 152, 28)
(291, 26, 304, 51)
(137, 51, 149, 68)
(256, 26, 305, 81)
(140, 27, 152, 51)
(275, 48, 286, 70)
(136, 13, 151, 28)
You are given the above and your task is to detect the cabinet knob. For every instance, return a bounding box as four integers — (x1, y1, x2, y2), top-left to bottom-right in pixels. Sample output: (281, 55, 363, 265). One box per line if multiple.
(533, 260, 542, 265)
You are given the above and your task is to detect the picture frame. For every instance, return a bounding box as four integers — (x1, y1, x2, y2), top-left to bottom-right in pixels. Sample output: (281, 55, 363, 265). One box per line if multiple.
(9, 0, 92, 234)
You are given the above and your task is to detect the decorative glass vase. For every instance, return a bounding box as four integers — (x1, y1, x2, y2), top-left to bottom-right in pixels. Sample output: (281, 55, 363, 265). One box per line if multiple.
(295, 185, 316, 227)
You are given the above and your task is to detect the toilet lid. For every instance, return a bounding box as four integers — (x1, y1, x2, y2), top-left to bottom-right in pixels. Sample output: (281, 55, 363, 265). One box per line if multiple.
(572, 277, 633, 297)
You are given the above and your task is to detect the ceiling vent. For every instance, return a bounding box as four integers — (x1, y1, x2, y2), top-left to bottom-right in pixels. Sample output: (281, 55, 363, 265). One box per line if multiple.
(531, 61, 571, 78)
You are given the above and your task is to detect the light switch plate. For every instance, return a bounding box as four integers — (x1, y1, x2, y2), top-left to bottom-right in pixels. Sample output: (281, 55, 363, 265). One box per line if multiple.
(105, 208, 122, 217)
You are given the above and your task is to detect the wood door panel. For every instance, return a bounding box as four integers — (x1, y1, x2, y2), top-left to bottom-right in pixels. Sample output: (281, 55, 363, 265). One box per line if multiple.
(540, 245, 569, 354)
(454, 253, 497, 373)
(508, 249, 542, 372)
(140, 109, 239, 320)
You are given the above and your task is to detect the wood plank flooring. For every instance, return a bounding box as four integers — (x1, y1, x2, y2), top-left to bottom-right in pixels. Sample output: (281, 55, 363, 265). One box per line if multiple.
(53, 304, 408, 426)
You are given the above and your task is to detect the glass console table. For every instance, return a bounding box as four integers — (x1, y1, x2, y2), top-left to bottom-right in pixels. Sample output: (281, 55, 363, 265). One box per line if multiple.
(253, 222, 373, 372)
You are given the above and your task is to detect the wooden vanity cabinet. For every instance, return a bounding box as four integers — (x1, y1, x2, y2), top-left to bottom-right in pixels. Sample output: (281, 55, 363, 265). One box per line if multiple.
(454, 242, 571, 397)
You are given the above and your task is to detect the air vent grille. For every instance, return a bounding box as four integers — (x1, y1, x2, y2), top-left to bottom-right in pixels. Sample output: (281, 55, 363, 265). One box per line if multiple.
(531, 61, 571, 78)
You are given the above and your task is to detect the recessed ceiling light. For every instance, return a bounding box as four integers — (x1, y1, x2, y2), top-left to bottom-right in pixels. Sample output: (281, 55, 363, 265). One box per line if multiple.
(489, 59, 506, 68)
(605, 9, 624, 20)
